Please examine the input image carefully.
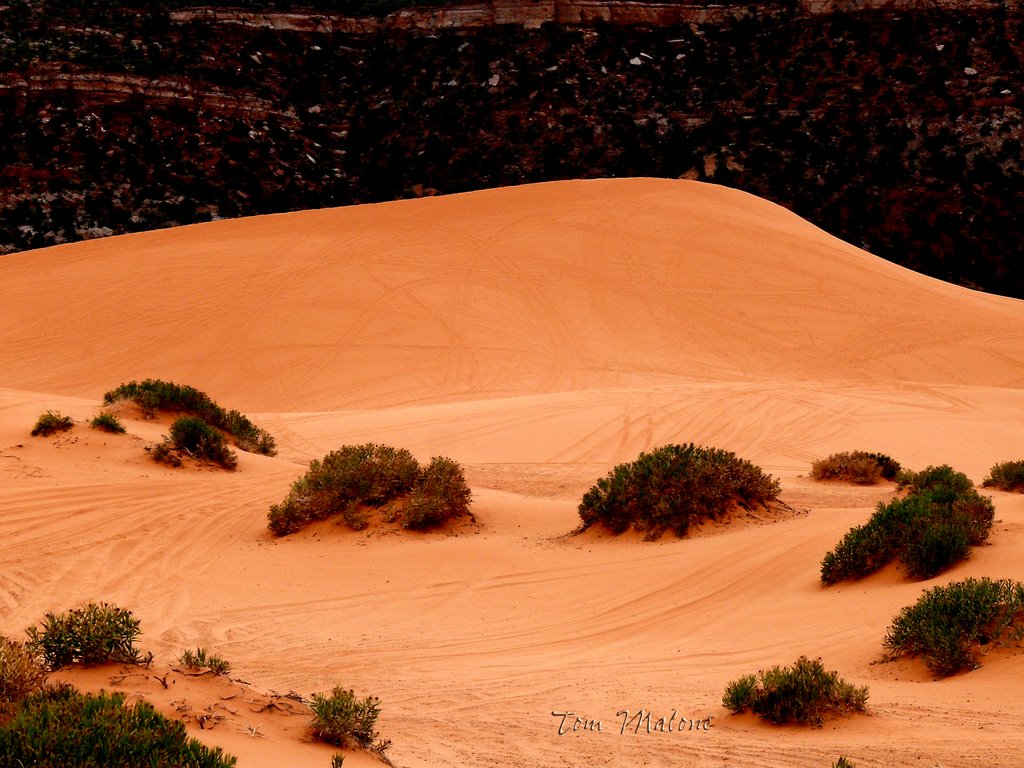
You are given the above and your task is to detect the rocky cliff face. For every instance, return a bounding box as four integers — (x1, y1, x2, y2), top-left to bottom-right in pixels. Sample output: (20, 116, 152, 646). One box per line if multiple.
(1, 0, 1021, 297)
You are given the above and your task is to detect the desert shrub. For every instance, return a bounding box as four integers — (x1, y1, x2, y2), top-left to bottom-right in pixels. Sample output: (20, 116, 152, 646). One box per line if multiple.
(89, 412, 126, 434)
(401, 456, 473, 530)
(820, 521, 898, 584)
(150, 440, 183, 467)
(103, 379, 275, 456)
(178, 648, 231, 676)
(721, 673, 758, 713)
(810, 451, 901, 484)
(31, 410, 73, 437)
(0, 635, 48, 703)
(832, 759, 857, 768)
(948, 492, 998, 546)
(0, 686, 236, 767)
(576, 443, 781, 539)
(268, 444, 470, 535)
(309, 686, 384, 751)
(162, 415, 238, 470)
(896, 464, 974, 497)
(865, 452, 902, 481)
(883, 577, 1024, 677)
(221, 409, 277, 456)
(24, 602, 142, 670)
(899, 520, 970, 580)
(722, 656, 867, 726)
(983, 460, 1024, 492)
(821, 465, 994, 584)
(103, 379, 220, 420)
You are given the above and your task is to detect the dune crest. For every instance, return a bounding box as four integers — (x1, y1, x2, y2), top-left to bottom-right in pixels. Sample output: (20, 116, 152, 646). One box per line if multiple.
(2, 179, 1022, 412)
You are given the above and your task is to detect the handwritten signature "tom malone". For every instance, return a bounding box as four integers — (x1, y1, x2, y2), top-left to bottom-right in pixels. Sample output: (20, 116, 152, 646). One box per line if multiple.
(552, 709, 713, 736)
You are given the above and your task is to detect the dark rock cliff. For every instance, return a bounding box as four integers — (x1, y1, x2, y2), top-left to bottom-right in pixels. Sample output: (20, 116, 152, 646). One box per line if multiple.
(1, 0, 1021, 297)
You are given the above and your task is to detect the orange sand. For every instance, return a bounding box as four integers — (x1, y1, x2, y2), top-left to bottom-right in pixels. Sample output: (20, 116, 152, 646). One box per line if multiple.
(2, 178, 1023, 767)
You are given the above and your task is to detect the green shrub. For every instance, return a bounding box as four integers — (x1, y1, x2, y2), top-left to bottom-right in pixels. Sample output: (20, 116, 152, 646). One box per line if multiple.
(810, 451, 901, 484)
(576, 444, 781, 539)
(983, 460, 1024, 492)
(89, 412, 126, 434)
(178, 648, 231, 676)
(896, 464, 974, 497)
(820, 465, 994, 585)
(0, 635, 48, 703)
(309, 686, 385, 750)
(883, 577, 1024, 677)
(150, 440, 183, 467)
(103, 379, 217, 420)
(24, 603, 142, 670)
(103, 379, 275, 456)
(820, 518, 899, 585)
(721, 673, 758, 713)
(832, 759, 858, 768)
(268, 444, 470, 536)
(899, 520, 970, 580)
(722, 656, 868, 726)
(31, 410, 73, 437)
(0, 686, 236, 767)
(401, 456, 473, 530)
(161, 415, 238, 470)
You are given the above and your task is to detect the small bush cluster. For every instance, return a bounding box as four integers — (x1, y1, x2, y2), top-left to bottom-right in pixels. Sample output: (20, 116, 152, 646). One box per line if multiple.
(832, 759, 858, 768)
(1, 605, 245, 767)
(150, 440, 183, 467)
(103, 379, 276, 456)
(152, 416, 238, 470)
(820, 465, 994, 584)
(268, 443, 472, 536)
(722, 656, 868, 726)
(24, 603, 142, 671)
(89, 412, 126, 434)
(883, 577, 1024, 677)
(810, 451, 901, 484)
(0, 635, 48, 704)
(30, 410, 73, 437)
(576, 443, 781, 539)
(982, 460, 1024, 492)
(894, 464, 974, 496)
(178, 647, 231, 676)
(399, 457, 474, 531)
(0, 686, 237, 767)
(309, 686, 385, 751)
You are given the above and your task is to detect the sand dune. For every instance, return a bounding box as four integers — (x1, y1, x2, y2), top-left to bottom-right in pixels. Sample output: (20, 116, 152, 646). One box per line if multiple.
(2, 178, 1024, 767)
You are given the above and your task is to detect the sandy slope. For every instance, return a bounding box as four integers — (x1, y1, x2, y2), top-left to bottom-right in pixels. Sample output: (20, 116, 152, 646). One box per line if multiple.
(2, 178, 1024, 767)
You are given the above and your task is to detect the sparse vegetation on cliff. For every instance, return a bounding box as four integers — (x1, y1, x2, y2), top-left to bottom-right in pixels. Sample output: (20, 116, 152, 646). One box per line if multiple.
(1, 4, 1021, 299)
(576, 443, 781, 539)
